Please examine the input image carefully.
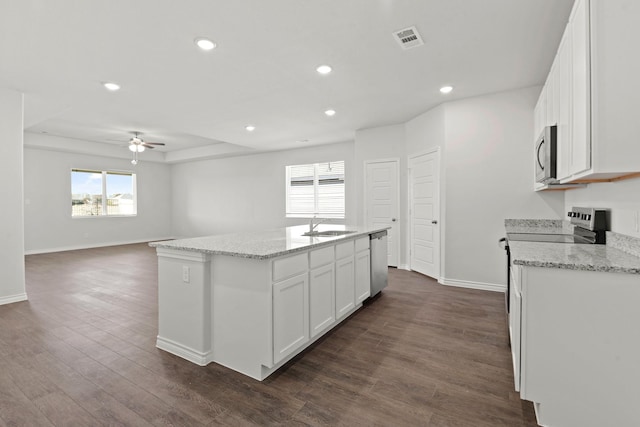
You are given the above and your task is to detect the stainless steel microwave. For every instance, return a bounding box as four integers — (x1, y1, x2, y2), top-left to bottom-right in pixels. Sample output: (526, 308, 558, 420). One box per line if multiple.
(535, 125, 557, 184)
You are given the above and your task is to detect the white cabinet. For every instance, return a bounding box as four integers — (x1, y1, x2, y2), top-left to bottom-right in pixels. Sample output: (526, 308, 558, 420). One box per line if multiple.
(511, 266, 640, 426)
(555, 26, 572, 180)
(533, 86, 546, 140)
(335, 240, 356, 319)
(335, 256, 355, 319)
(354, 238, 371, 304)
(309, 263, 335, 338)
(567, 0, 591, 177)
(508, 265, 522, 392)
(538, 0, 640, 185)
(272, 273, 309, 364)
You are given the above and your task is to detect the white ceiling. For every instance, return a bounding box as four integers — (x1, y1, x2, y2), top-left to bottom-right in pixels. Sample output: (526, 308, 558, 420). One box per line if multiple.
(1, 0, 574, 161)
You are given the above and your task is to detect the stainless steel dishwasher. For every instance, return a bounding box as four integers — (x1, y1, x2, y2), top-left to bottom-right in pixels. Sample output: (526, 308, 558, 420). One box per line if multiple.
(369, 230, 388, 296)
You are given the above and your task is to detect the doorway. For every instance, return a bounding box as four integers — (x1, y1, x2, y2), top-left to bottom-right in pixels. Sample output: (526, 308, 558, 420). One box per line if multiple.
(409, 149, 440, 280)
(364, 159, 399, 267)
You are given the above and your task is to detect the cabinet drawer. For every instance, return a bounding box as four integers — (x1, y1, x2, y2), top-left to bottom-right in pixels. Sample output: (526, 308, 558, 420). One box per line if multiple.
(355, 236, 369, 252)
(310, 246, 334, 269)
(335, 240, 354, 260)
(272, 252, 308, 282)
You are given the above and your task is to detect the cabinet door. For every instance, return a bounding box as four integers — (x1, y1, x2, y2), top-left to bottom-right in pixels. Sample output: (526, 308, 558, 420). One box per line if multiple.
(355, 250, 370, 304)
(555, 26, 572, 180)
(569, 0, 591, 176)
(533, 88, 546, 140)
(335, 256, 355, 319)
(273, 273, 309, 364)
(509, 265, 522, 392)
(546, 63, 557, 128)
(309, 263, 335, 338)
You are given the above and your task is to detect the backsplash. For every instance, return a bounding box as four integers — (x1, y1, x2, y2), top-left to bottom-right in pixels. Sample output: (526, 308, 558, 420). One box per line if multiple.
(504, 219, 574, 234)
(606, 232, 640, 258)
(504, 219, 565, 228)
(564, 176, 640, 238)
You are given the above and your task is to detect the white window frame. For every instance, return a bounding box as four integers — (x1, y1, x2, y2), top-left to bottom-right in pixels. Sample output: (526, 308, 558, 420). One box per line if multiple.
(285, 161, 345, 219)
(71, 169, 138, 218)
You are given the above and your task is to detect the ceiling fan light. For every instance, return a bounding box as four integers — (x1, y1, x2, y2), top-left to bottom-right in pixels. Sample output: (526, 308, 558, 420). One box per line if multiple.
(129, 144, 137, 152)
(138, 145, 145, 152)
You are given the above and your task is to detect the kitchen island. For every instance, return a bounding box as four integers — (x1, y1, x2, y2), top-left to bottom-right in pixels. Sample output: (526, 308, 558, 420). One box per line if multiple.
(149, 224, 388, 380)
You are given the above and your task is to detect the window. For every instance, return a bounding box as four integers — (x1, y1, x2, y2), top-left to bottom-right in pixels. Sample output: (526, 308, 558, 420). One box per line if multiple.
(286, 161, 345, 218)
(71, 169, 137, 217)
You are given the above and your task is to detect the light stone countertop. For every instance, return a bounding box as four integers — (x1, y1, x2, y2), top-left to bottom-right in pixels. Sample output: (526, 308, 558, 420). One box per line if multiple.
(149, 224, 390, 260)
(505, 219, 640, 275)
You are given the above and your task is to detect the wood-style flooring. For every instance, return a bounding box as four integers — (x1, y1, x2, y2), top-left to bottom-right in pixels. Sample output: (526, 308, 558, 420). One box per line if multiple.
(0, 243, 537, 426)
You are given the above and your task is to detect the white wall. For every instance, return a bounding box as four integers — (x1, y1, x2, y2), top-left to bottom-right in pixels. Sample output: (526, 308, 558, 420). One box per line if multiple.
(442, 87, 564, 287)
(170, 141, 355, 238)
(565, 177, 640, 238)
(0, 88, 27, 305)
(354, 124, 407, 266)
(24, 143, 173, 253)
(405, 104, 445, 155)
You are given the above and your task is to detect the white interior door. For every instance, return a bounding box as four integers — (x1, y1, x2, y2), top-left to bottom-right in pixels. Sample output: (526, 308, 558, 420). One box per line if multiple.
(409, 150, 440, 279)
(365, 160, 399, 267)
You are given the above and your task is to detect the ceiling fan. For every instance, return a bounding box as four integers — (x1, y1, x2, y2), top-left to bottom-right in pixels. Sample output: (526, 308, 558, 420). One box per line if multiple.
(127, 132, 165, 164)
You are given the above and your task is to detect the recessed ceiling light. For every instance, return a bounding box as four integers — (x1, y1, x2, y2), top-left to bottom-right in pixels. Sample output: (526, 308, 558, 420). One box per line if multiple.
(440, 85, 453, 94)
(324, 109, 336, 117)
(316, 65, 332, 75)
(245, 125, 256, 132)
(103, 82, 120, 91)
(195, 38, 217, 51)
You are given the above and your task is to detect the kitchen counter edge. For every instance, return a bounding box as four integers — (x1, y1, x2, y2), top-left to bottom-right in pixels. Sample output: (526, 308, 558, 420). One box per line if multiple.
(505, 220, 640, 275)
(149, 226, 390, 260)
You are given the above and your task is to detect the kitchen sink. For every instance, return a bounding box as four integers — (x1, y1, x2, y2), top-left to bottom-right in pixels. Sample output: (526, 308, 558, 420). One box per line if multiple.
(302, 230, 357, 237)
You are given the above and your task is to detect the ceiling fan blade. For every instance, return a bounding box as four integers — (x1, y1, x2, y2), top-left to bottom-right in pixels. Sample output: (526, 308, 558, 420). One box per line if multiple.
(144, 142, 166, 146)
(141, 144, 155, 149)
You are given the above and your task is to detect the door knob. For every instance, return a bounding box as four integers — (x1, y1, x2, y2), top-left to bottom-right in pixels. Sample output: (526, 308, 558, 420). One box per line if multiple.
(431, 220, 438, 224)
(391, 218, 397, 222)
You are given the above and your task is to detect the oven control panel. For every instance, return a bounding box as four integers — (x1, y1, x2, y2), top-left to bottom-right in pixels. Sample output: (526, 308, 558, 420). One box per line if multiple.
(567, 207, 607, 232)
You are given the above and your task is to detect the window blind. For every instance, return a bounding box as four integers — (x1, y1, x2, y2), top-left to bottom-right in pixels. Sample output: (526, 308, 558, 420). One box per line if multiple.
(286, 161, 345, 218)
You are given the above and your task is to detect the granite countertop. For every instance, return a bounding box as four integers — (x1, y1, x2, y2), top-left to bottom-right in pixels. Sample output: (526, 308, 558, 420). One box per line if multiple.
(149, 224, 389, 260)
(505, 219, 640, 275)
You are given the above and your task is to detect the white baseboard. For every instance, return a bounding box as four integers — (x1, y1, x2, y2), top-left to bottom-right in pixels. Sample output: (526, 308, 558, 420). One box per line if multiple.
(397, 264, 411, 271)
(0, 293, 28, 306)
(24, 237, 174, 255)
(156, 336, 213, 366)
(441, 277, 506, 292)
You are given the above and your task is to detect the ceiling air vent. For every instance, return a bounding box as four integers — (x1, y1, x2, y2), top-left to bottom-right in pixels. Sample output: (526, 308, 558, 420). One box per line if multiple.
(393, 26, 424, 50)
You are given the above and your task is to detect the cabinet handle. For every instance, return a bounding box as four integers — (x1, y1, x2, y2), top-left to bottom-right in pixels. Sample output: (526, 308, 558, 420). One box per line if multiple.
(431, 220, 438, 224)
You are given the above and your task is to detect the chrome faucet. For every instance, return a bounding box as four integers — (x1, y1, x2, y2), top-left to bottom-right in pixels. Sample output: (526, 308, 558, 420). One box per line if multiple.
(309, 215, 330, 233)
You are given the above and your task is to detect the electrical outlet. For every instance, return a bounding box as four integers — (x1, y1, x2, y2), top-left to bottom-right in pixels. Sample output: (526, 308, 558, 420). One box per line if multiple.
(182, 266, 190, 283)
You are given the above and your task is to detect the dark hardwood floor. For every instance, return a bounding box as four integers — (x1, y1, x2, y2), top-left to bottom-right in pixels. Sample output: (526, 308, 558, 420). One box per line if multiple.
(0, 243, 537, 426)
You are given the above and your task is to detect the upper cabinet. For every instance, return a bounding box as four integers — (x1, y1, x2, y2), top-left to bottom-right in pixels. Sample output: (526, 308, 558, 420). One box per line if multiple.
(535, 0, 640, 187)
